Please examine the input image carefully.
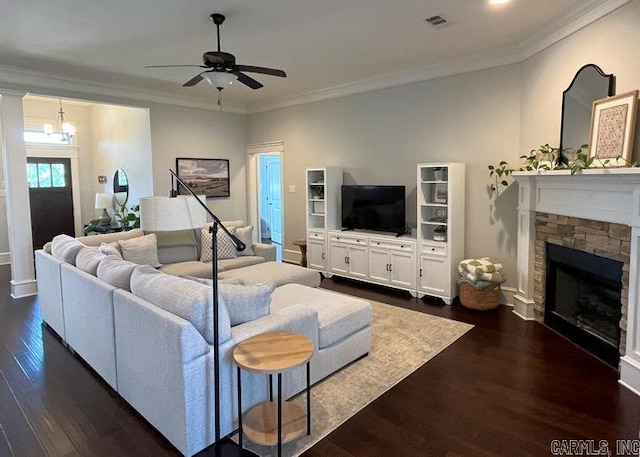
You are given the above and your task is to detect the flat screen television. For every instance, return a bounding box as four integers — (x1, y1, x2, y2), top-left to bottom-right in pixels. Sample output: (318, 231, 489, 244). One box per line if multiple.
(341, 185, 406, 235)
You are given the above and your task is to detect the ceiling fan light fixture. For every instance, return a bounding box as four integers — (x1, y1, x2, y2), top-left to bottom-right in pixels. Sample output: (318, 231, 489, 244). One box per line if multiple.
(202, 72, 237, 89)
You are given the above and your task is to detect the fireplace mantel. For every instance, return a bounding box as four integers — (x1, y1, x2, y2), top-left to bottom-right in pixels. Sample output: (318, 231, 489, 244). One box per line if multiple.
(513, 168, 640, 394)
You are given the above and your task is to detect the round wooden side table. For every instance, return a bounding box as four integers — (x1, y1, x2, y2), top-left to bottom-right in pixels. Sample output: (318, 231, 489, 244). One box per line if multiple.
(233, 331, 314, 456)
(292, 239, 307, 267)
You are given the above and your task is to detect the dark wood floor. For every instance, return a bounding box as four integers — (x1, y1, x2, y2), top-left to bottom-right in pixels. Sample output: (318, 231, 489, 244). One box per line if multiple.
(1, 266, 638, 457)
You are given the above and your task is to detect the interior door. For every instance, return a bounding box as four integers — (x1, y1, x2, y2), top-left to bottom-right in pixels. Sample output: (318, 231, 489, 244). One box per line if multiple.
(264, 155, 282, 244)
(27, 158, 74, 250)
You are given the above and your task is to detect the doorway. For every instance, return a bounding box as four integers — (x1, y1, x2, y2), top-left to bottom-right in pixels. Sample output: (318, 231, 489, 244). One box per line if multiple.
(27, 157, 74, 250)
(258, 153, 282, 261)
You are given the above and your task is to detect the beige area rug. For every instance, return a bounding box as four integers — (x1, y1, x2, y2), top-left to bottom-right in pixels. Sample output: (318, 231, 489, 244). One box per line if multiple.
(238, 300, 473, 457)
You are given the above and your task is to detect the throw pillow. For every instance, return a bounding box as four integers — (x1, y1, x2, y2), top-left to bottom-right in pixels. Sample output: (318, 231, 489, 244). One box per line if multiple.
(99, 242, 122, 258)
(219, 281, 276, 326)
(51, 234, 85, 265)
(234, 225, 256, 256)
(118, 233, 161, 267)
(201, 226, 237, 262)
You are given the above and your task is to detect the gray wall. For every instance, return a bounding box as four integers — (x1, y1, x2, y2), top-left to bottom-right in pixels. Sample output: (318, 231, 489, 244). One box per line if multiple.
(248, 0, 640, 291)
(148, 103, 248, 220)
(248, 66, 522, 284)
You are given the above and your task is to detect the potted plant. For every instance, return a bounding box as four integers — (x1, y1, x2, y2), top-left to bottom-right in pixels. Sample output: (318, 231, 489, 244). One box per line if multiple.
(433, 226, 447, 242)
(115, 204, 140, 231)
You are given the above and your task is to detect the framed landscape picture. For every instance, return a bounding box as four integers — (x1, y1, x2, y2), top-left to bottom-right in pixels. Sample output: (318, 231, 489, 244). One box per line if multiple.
(588, 90, 639, 167)
(176, 158, 230, 198)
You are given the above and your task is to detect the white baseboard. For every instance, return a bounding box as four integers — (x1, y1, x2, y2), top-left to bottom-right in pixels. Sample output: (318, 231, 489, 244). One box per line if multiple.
(513, 293, 536, 320)
(0, 252, 10, 265)
(500, 286, 516, 308)
(620, 356, 640, 396)
(10, 278, 37, 298)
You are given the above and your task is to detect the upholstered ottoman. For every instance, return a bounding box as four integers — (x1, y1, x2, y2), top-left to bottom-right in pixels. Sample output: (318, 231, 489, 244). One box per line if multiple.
(218, 261, 321, 288)
(269, 283, 373, 393)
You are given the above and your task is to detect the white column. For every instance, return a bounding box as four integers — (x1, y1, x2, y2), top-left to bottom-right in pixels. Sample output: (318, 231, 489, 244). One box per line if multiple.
(513, 176, 536, 320)
(0, 90, 37, 298)
(620, 188, 640, 395)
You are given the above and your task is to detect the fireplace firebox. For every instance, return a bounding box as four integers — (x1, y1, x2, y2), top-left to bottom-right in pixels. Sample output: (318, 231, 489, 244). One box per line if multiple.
(545, 243, 623, 367)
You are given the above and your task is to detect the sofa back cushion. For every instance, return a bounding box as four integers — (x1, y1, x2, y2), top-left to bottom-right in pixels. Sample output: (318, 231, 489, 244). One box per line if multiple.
(76, 246, 104, 275)
(130, 265, 231, 344)
(118, 233, 161, 267)
(152, 229, 198, 264)
(219, 281, 275, 326)
(51, 234, 85, 265)
(76, 228, 144, 247)
(96, 256, 138, 291)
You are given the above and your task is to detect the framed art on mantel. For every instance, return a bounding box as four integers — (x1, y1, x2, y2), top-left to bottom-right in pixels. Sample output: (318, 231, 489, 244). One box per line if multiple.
(588, 90, 639, 167)
(176, 158, 230, 198)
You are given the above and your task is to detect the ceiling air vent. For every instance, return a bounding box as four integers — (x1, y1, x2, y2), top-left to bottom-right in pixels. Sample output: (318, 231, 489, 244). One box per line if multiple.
(425, 15, 449, 29)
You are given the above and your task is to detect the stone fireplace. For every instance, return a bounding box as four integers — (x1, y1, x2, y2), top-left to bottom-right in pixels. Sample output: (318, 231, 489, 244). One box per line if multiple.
(534, 213, 630, 366)
(513, 169, 640, 394)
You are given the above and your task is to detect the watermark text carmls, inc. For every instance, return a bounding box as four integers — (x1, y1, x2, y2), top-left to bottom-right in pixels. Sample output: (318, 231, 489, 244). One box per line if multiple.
(550, 439, 640, 456)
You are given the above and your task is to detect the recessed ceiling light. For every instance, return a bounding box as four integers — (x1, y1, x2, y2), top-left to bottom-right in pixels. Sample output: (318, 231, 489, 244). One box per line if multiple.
(489, 0, 511, 5)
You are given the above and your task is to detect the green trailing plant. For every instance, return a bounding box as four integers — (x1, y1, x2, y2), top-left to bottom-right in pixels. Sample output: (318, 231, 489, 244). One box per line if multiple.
(115, 203, 140, 231)
(488, 143, 597, 195)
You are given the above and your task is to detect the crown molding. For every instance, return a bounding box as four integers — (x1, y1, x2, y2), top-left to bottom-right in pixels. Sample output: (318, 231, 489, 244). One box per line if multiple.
(247, 48, 520, 114)
(0, 65, 247, 114)
(2, 0, 631, 116)
(518, 0, 632, 60)
(247, 0, 632, 114)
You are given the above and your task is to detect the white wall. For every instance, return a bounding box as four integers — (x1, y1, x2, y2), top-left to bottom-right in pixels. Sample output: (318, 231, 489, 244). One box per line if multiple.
(90, 103, 153, 218)
(148, 103, 248, 221)
(248, 66, 522, 278)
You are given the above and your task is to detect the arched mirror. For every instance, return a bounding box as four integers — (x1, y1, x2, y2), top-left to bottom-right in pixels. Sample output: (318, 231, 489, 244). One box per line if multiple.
(560, 64, 615, 155)
(113, 168, 129, 207)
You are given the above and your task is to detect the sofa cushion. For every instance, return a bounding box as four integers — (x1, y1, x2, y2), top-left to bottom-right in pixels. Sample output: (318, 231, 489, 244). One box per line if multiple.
(218, 256, 265, 271)
(51, 234, 85, 265)
(118, 233, 161, 267)
(181, 276, 245, 286)
(219, 281, 276, 326)
(201, 227, 237, 261)
(96, 256, 138, 291)
(152, 229, 198, 264)
(234, 225, 256, 256)
(76, 228, 144, 246)
(76, 246, 105, 275)
(270, 284, 372, 348)
(218, 261, 321, 288)
(159, 261, 218, 278)
(130, 265, 231, 344)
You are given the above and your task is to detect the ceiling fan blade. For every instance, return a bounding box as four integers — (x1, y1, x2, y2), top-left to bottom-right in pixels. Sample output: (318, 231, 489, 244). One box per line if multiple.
(234, 72, 263, 89)
(235, 65, 287, 78)
(145, 64, 207, 68)
(183, 74, 204, 87)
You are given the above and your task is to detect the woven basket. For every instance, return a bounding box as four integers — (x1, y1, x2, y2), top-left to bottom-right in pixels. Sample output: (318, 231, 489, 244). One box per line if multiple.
(459, 282, 500, 310)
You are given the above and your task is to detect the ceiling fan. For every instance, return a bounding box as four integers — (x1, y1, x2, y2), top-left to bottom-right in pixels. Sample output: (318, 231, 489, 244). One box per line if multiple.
(145, 13, 287, 90)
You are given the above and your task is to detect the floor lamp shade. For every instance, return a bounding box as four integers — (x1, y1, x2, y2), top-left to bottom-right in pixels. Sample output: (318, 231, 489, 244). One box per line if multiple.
(139, 195, 207, 231)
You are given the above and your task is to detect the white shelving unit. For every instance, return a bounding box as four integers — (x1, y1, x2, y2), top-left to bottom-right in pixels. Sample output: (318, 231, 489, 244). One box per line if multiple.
(306, 167, 342, 272)
(416, 163, 465, 304)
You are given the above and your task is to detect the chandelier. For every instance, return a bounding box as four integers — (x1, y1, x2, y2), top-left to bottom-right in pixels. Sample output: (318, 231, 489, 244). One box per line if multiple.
(43, 99, 76, 141)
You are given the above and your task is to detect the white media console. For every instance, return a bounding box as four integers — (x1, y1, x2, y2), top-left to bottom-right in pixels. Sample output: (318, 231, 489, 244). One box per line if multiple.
(305, 163, 465, 303)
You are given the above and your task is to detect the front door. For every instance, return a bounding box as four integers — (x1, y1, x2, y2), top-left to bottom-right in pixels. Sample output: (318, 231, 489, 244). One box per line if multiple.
(27, 157, 74, 250)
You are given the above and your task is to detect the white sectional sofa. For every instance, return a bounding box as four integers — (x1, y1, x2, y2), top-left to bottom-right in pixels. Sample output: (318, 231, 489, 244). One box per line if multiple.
(34, 227, 372, 456)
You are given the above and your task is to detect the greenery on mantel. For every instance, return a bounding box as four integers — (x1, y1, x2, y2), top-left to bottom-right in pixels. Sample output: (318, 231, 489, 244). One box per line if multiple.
(488, 143, 640, 196)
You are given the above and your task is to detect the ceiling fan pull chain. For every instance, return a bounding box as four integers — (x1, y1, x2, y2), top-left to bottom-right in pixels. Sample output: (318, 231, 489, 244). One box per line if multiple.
(217, 88, 222, 111)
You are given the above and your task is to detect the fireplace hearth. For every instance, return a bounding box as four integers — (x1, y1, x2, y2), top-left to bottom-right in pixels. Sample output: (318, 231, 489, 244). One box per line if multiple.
(545, 243, 623, 367)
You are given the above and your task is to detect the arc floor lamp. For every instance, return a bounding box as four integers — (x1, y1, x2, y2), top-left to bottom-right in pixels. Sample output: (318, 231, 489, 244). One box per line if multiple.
(139, 170, 256, 457)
